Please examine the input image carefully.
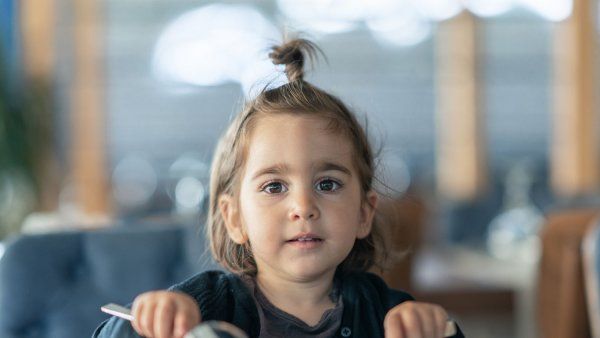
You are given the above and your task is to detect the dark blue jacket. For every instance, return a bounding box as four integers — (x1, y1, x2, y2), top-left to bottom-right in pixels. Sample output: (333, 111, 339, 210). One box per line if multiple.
(93, 270, 464, 338)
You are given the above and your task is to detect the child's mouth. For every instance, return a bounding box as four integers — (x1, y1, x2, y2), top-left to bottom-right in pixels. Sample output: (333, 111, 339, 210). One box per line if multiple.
(287, 233, 323, 242)
(287, 238, 323, 242)
(286, 235, 323, 248)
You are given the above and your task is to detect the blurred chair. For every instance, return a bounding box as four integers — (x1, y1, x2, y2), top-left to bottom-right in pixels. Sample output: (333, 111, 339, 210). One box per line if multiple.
(537, 208, 599, 338)
(583, 217, 600, 338)
(377, 193, 426, 291)
(0, 223, 215, 338)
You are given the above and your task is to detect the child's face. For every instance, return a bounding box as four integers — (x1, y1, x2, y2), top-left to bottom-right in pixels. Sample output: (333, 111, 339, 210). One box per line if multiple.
(221, 114, 377, 282)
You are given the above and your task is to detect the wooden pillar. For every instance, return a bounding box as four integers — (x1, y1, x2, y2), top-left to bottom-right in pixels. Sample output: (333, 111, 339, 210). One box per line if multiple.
(20, 0, 55, 79)
(71, 0, 111, 216)
(552, 0, 599, 197)
(19, 0, 61, 212)
(435, 12, 487, 201)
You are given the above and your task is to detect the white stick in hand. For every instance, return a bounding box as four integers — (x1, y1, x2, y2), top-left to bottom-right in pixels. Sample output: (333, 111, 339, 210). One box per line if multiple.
(101, 303, 134, 322)
(445, 320, 457, 337)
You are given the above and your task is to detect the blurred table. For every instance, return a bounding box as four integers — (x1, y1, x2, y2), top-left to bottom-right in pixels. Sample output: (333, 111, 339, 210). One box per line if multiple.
(412, 245, 538, 338)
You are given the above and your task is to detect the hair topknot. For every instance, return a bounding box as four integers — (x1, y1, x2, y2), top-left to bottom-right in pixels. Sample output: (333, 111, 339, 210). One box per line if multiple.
(269, 38, 322, 82)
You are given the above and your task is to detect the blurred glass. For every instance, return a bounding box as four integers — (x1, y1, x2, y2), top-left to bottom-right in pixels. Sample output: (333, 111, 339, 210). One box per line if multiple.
(0, 170, 36, 237)
(167, 153, 210, 217)
(112, 155, 158, 213)
(487, 161, 544, 263)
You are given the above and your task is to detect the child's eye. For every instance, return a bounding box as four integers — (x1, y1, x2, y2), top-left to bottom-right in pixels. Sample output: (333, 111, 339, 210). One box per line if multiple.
(315, 179, 342, 192)
(261, 181, 288, 194)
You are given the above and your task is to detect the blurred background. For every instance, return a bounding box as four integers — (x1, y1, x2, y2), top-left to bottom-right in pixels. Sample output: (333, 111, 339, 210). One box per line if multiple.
(1, 0, 600, 337)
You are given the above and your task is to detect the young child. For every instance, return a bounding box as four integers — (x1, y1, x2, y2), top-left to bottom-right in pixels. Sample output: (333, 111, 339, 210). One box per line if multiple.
(94, 39, 464, 338)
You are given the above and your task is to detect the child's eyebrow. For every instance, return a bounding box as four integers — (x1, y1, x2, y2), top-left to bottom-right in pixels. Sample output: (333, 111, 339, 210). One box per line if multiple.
(251, 162, 352, 180)
(315, 162, 352, 176)
(251, 163, 290, 180)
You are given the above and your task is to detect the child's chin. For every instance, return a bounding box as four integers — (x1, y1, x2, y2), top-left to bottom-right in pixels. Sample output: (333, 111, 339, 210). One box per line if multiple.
(286, 264, 337, 281)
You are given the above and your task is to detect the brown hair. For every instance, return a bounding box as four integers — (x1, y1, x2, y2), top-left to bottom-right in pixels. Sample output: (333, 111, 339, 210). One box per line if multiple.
(207, 38, 392, 275)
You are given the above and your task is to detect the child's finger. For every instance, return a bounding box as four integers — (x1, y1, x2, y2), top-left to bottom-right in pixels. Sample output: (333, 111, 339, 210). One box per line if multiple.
(432, 306, 448, 338)
(384, 310, 407, 338)
(140, 301, 157, 338)
(415, 307, 437, 338)
(174, 311, 196, 338)
(400, 308, 424, 338)
(132, 297, 152, 337)
(131, 300, 144, 335)
(426, 308, 441, 338)
(154, 300, 175, 338)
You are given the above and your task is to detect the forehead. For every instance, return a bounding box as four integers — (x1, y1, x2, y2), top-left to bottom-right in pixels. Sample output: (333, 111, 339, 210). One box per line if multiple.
(244, 114, 355, 169)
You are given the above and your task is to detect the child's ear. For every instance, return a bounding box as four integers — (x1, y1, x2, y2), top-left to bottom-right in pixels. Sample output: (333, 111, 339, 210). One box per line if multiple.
(219, 194, 248, 244)
(357, 190, 378, 239)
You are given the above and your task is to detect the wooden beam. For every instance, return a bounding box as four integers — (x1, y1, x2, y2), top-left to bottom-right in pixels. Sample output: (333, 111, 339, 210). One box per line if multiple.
(71, 0, 111, 216)
(19, 0, 62, 212)
(552, 0, 599, 197)
(435, 12, 487, 201)
(20, 0, 55, 79)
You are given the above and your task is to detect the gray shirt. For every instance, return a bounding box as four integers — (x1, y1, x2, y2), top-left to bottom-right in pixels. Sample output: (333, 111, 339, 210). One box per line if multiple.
(243, 276, 344, 338)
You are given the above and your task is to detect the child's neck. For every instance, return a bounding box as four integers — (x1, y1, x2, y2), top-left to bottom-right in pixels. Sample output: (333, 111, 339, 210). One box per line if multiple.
(255, 270, 337, 326)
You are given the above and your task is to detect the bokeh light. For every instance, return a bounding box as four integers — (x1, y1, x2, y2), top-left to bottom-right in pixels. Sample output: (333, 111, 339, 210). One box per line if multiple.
(152, 4, 281, 96)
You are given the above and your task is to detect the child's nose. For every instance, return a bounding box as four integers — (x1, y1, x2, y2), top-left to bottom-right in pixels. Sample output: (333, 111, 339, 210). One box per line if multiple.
(288, 188, 320, 221)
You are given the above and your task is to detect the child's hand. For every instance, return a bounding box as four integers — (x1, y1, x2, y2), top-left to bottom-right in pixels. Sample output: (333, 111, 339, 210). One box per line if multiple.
(384, 301, 448, 338)
(131, 290, 201, 338)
